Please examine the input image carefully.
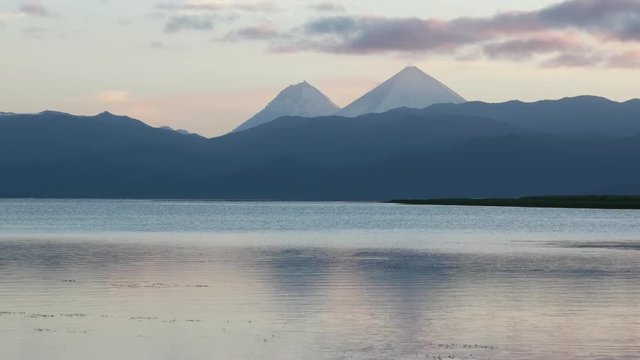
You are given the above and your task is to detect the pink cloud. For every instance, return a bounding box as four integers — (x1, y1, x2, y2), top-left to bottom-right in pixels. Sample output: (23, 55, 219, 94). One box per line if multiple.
(20, 3, 50, 17)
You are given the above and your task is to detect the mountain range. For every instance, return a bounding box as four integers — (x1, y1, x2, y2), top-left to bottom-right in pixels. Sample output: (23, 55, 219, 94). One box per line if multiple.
(1, 96, 640, 200)
(235, 66, 466, 131)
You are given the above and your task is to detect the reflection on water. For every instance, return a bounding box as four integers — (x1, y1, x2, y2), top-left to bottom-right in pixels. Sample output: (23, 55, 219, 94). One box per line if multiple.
(0, 200, 639, 359)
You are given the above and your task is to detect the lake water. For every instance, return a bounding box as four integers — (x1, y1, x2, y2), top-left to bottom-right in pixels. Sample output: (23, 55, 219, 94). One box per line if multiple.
(1, 199, 639, 359)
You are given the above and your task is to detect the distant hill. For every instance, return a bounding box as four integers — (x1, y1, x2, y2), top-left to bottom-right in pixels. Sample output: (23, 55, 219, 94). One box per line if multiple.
(234, 81, 340, 132)
(425, 96, 640, 136)
(0, 111, 210, 198)
(160, 125, 200, 136)
(1, 96, 640, 200)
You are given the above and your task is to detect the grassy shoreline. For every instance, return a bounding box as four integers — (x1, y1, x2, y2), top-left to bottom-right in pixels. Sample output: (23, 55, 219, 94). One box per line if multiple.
(389, 196, 640, 210)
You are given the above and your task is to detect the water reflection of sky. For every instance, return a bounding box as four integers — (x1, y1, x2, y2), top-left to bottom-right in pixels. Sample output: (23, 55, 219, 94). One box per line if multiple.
(1, 200, 639, 359)
(1, 236, 639, 359)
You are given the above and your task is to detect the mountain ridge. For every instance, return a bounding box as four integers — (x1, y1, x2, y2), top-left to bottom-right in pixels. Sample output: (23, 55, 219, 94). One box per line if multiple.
(4, 95, 636, 138)
(2, 95, 640, 200)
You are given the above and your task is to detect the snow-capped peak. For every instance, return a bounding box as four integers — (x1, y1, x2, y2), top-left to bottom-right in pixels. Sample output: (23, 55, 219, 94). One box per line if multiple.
(338, 66, 466, 117)
(233, 81, 340, 132)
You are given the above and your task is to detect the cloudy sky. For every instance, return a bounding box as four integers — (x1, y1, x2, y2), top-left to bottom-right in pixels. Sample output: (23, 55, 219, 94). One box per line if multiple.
(1, 0, 639, 136)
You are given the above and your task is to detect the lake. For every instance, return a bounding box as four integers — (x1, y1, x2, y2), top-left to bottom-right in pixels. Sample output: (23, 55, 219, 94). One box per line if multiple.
(1, 199, 639, 359)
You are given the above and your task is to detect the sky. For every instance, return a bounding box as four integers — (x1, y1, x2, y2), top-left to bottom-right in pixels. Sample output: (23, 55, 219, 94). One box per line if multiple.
(1, 0, 639, 136)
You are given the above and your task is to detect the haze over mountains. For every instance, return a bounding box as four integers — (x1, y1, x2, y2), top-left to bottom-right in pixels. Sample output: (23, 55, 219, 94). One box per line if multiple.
(235, 66, 466, 131)
(1, 96, 640, 200)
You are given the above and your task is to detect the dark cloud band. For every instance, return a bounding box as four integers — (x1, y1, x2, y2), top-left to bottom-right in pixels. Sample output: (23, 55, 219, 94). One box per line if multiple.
(242, 0, 640, 68)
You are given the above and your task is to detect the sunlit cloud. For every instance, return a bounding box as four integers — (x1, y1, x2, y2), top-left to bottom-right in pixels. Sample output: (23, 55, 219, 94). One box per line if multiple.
(607, 49, 640, 68)
(308, 2, 345, 13)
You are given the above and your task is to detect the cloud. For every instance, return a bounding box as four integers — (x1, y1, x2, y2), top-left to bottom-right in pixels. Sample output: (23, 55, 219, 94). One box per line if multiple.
(537, 0, 640, 42)
(483, 34, 586, 60)
(96, 91, 132, 104)
(543, 49, 640, 68)
(165, 15, 214, 33)
(617, 21, 640, 41)
(539, 1, 640, 27)
(243, 0, 640, 68)
(607, 49, 640, 67)
(157, 1, 277, 34)
(542, 53, 603, 68)
(149, 41, 166, 48)
(1, 3, 52, 23)
(287, 0, 640, 53)
(223, 23, 279, 41)
(308, 2, 345, 13)
(19, 3, 51, 17)
(268, 16, 486, 54)
(156, 1, 279, 13)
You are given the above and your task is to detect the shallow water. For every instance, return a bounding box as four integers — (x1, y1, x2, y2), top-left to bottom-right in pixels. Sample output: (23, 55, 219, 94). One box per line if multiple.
(0, 200, 639, 359)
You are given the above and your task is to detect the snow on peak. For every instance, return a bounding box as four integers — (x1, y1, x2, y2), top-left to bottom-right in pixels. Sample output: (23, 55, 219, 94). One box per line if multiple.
(338, 66, 466, 117)
(398, 65, 422, 74)
(234, 81, 340, 132)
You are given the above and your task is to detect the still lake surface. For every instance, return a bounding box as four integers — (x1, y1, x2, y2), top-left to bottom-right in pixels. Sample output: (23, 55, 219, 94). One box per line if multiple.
(0, 199, 639, 359)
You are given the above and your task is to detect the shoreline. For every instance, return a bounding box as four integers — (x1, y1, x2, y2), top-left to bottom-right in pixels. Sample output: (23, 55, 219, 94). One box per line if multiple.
(389, 196, 640, 210)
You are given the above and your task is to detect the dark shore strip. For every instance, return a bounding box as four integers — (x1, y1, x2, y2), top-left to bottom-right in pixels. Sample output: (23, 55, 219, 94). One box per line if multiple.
(389, 196, 640, 210)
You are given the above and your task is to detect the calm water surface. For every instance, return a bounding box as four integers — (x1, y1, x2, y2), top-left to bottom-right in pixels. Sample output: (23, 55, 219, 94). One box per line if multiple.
(0, 200, 639, 359)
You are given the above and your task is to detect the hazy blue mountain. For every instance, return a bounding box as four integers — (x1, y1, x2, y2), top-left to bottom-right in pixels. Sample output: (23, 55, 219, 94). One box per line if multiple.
(0, 111, 213, 197)
(234, 81, 340, 132)
(1, 96, 640, 200)
(160, 125, 199, 136)
(425, 96, 640, 136)
(338, 66, 466, 117)
(0, 111, 206, 163)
